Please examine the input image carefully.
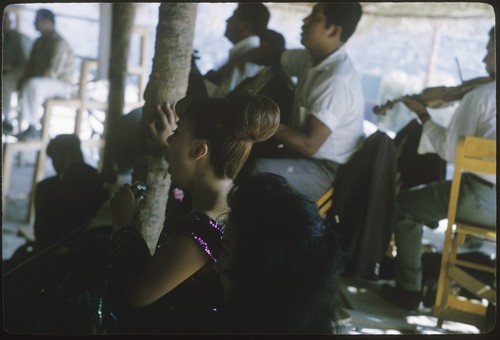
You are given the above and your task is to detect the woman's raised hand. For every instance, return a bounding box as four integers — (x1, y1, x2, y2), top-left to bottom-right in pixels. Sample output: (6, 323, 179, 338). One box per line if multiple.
(149, 102, 179, 149)
(110, 184, 138, 226)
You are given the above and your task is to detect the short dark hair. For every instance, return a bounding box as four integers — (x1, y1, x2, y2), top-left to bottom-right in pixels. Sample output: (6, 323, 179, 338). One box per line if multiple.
(225, 173, 344, 333)
(46, 134, 83, 162)
(259, 29, 286, 50)
(236, 3, 270, 36)
(36, 8, 55, 24)
(323, 3, 362, 42)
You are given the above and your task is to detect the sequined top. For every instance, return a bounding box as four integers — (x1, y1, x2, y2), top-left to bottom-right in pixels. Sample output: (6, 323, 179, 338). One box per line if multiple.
(156, 212, 225, 261)
(109, 212, 225, 334)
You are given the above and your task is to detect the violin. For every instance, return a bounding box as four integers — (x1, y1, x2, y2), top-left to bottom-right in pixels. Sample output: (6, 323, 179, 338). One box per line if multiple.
(373, 76, 494, 116)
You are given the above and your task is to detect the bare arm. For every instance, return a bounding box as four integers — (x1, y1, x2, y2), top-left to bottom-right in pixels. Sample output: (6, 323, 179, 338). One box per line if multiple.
(274, 115, 332, 157)
(110, 183, 208, 308)
(127, 233, 210, 307)
(206, 45, 284, 84)
(231, 46, 284, 68)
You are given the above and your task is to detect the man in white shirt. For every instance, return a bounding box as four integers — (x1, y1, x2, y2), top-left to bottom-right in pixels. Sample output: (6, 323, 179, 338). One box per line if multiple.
(381, 27, 496, 310)
(204, 3, 270, 98)
(239, 3, 364, 201)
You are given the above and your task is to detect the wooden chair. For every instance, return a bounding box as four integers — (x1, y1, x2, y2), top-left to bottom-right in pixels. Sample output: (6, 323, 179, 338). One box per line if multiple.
(433, 136, 496, 331)
(317, 187, 334, 219)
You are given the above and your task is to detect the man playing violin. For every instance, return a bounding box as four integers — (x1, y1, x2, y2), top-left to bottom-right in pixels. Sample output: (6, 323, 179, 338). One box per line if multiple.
(381, 27, 496, 310)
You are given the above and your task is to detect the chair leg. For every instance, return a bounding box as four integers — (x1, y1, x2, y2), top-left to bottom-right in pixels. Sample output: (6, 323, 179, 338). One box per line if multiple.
(2, 144, 14, 210)
(433, 223, 456, 326)
(15, 150, 23, 166)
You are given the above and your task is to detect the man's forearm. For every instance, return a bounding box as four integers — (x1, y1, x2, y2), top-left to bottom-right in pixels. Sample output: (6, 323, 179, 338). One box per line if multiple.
(274, 124, 317, 156)
(416, 110, 431, 124)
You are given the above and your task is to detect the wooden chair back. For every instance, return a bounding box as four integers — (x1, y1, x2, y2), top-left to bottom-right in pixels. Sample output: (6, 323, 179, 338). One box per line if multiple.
(433, 135, 496, 331)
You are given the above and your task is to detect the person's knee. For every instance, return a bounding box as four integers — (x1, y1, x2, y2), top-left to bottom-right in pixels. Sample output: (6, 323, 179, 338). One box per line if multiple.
(246, 159, 270, 176)
(21, 79, 36, 97)
(395, 188, 418, 215)
(22, 78, 45, 97)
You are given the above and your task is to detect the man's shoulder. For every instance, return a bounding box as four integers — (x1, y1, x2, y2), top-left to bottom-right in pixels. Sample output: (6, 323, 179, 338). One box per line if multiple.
(65, 162, 100, 179)
(5, 30, 29, 40)
(48, 31, 71, 45)
(465, 80, 496, 102)
(281, 49, 311, 66)
(477, 80, 496, 92)
(283, 49, 309, 58)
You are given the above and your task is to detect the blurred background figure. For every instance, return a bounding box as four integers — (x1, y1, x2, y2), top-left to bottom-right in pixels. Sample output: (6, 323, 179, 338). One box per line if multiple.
(2, 10, 32, 134)
(216, 173, 345, 334)
(16, 8, 75, 140)
(32, 134, 108, 252)
(204, 3, 270, 98)
(259, 28, 285, 50)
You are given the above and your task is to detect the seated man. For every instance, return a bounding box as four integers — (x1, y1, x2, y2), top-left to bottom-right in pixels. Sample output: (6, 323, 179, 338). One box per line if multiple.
(381, 27, 496, 310)
(16, 8, 75, 140)
(204, 3, 270, 98)
(33, 134, 108, 251)
(238, 3, 365, 201)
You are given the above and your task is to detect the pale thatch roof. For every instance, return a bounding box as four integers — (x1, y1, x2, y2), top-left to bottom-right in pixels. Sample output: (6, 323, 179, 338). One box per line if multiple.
(361, 2, 494, 19)
(270, 2, 495, 19)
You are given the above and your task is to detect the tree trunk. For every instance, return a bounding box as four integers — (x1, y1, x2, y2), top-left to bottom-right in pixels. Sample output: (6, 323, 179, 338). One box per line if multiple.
(101, 3, 136, 183)
(133, 3, 197, 252)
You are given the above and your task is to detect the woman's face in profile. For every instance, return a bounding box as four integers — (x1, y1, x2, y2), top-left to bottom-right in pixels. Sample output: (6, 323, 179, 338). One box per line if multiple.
(165, 116, 196, 186)
(214, 222, 236, 304)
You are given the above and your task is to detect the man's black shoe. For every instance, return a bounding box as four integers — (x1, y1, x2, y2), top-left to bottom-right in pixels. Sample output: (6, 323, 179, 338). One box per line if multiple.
(381, 283, 422, 310)
(16, 125, 41, 141)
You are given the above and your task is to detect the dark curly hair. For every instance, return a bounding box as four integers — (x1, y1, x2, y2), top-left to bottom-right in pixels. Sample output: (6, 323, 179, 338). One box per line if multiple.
(223, 173, 344, 334)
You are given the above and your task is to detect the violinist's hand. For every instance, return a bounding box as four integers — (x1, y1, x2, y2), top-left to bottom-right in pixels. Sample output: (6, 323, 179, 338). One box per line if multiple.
(401, 95, 431, 124)
(149, 102, 178, 150)
(224, 56, 246, 73)
(110, 184, 138, 226)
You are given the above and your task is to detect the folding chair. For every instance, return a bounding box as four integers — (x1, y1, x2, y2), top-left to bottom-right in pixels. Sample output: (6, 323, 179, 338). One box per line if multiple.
(433, 136, 496, 331)
(317, 187, 334, 219)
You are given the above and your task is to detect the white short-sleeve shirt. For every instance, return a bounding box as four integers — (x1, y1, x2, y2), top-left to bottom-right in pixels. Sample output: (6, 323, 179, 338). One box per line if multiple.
(418, 81, 496, 183)
(280, 47, 364, 164)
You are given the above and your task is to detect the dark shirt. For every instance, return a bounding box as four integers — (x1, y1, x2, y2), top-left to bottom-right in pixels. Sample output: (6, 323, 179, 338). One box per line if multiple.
(3, 29, 30, 74)
(34, 161, 107, 250)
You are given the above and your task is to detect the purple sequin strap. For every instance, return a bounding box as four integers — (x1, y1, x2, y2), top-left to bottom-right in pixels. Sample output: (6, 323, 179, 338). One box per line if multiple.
(191, 234, 216, 262)
(181, 213, 224, 262)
